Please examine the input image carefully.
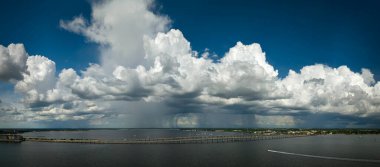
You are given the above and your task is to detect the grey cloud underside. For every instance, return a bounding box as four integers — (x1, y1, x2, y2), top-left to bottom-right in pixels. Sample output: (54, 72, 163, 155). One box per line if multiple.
(1, 0, 380, 128)
(0, 44, 28, 82)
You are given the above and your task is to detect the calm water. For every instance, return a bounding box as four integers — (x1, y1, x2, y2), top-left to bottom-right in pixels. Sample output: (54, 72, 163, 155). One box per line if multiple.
(22, 129, 240, 140)
(1, 129, 380, 167)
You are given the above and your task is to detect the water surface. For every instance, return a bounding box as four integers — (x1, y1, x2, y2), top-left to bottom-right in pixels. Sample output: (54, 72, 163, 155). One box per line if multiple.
(1, 129, 379, 167)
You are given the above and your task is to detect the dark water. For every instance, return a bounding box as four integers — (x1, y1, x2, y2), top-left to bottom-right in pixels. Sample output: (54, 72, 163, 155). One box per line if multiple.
(22, 129, 240, 140)
(1, 130, 380, 167)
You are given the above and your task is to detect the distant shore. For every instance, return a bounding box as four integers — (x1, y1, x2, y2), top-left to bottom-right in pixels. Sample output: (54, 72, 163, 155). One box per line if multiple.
(1, 128, 379, 144)
(1, 128, 380, 135)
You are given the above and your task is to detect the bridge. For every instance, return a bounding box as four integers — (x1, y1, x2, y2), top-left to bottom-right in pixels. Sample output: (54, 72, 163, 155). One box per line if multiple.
(24, 134, 310, 144)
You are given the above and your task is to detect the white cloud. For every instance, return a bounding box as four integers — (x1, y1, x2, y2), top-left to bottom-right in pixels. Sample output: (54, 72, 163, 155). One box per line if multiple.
(8, 30, 380, 126)
(1, 0, 380, 127)
(279, 64, 380, 116)
(0, 44, 28, 82)
(60, 0, 170, 71)
(15, 56, 57, 106)
(207, 42, 286, 100)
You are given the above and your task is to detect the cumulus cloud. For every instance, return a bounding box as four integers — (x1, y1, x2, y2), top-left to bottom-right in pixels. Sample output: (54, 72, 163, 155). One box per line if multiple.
(0, 43, 28, 82)
(53, 26, 380, 126)
(279, 65, 380, 117)
(60, 0, 170, 71)
(1, 0, 380, 127)
(15, 56, 57, 106)
(15, 64, 110, 122)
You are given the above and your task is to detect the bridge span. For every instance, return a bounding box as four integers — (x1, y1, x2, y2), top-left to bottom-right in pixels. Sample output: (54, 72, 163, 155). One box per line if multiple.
(24, 134, 310, 144)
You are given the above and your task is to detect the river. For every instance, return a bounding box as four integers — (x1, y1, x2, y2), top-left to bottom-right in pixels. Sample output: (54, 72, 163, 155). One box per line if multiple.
(1, 129, 379, 167)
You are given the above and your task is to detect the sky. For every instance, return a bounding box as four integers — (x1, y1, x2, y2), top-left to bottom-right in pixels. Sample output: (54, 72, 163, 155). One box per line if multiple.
(0, 0, 380, 128)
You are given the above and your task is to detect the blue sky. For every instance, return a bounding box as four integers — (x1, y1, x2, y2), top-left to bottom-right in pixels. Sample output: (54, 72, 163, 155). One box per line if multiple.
(160, 0, 380, 79)
(0, 0, 96, 71)
(1, 0, 379, 79)
(0, 0, 380, 128)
